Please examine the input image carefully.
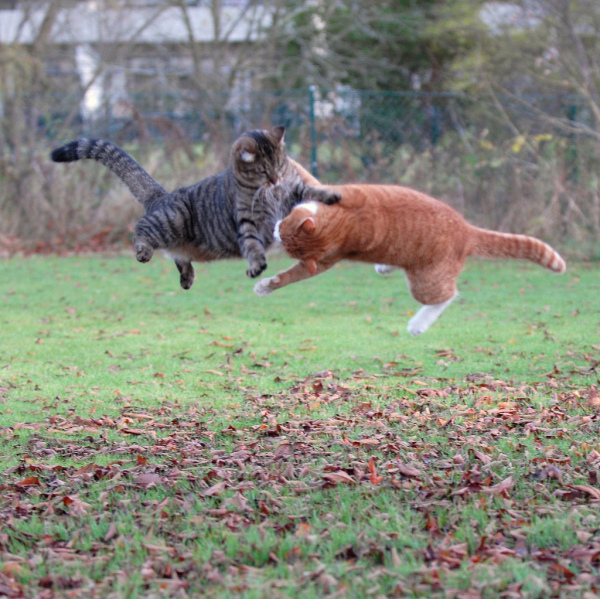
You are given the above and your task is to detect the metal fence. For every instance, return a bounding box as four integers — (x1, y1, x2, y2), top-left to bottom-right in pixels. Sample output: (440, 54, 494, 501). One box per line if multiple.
(27, 87, 596, 162)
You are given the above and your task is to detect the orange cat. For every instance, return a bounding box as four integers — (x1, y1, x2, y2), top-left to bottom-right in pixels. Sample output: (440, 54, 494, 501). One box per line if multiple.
(254, 184, 566, 335)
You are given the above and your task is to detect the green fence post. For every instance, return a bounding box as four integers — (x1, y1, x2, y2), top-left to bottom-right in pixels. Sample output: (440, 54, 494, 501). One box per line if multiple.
(308, 85, 318, 179)
(566, 103, 578, 183)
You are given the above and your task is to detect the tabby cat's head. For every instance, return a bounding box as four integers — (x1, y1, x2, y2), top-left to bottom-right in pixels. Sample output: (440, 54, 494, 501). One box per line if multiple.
(231, 126, 287, 188)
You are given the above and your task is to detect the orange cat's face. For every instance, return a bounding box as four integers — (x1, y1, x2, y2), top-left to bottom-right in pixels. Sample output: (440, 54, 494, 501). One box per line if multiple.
(276, 202, 324, 274)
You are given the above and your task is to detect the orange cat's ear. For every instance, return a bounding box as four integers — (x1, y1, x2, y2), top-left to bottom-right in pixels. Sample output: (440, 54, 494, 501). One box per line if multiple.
(304, 259, 318, 276)
(301, 217, 315, 235)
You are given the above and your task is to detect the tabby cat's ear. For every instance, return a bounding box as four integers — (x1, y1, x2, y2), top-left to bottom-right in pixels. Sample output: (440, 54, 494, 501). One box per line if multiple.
(301, 217, 315, 235)
(270, 126, 285, 144)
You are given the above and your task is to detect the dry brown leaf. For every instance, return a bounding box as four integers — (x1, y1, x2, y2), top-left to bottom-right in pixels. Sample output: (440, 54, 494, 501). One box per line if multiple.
(134, 473, 162, 488)
(223, 492, 250, 512)
(71, 464, 97, 477)
(273, 443, 294, 460)
(323, 471, 355, 485)
(397, 463, 421, 478)
(203, 481, 228, 497)
(295, 522, 312, 538)
(104, 522, 118, 542)
(568, 484, 600, 500)
(63, 495, 91, 516)
(317, 573, 338, 593)
(1, 561, 23, 576)
(368, 457, 383, 485)
(482, 476, 514, 496)
(15, 476, 41, 487)
(121, 428, 147, 435)
(587, 385, 600, 408)
(472, 450, 492, 464)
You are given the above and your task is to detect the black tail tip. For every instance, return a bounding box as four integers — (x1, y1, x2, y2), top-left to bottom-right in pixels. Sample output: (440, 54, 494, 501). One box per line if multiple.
(50, 141, 80, 163)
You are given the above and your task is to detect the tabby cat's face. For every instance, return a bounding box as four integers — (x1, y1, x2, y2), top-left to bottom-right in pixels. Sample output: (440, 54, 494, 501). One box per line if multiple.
(231, 126, 287, 188)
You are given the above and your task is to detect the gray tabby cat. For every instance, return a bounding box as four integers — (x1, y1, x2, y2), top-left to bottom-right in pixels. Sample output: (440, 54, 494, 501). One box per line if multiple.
(50, 126, 339, 289)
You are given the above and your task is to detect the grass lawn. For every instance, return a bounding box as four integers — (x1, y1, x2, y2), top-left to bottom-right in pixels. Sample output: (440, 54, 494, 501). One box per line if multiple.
(1, 253, 599, 598)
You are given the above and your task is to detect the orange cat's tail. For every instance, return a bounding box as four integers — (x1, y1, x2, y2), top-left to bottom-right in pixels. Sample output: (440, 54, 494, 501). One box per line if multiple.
(469, 227, 566, 273)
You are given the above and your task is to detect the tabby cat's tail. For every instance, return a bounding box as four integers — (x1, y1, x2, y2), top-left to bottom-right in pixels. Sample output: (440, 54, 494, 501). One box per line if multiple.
(469, 227, 566, 273)
(50, 138, 166, 206)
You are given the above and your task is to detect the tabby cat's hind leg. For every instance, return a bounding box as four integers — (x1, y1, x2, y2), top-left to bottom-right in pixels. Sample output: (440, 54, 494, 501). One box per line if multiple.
(175, 259, 195, 290)
(134, 216, 159, 263)
(134, 237, 155, 263)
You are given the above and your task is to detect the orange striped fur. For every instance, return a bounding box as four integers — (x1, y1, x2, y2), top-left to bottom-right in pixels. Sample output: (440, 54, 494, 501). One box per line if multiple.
(255, 183, 565, 335)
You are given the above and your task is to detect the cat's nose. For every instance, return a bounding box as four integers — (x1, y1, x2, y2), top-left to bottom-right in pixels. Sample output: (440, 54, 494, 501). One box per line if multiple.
(268, 172, 280, 185)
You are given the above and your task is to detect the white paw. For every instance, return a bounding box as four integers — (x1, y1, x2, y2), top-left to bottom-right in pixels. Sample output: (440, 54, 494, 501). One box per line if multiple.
(375, 264, 396, 275)
(407, 315, 430, 337)
(254, 277, 276, 297)
(406, 296, 456, 336)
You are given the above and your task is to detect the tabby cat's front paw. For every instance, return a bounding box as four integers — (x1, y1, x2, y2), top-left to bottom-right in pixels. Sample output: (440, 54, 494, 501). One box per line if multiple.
(246, 260, 267, 279)
(135, 244, 154, 263)
(308, 188, 341, 205)
(323, 189, 342, 205)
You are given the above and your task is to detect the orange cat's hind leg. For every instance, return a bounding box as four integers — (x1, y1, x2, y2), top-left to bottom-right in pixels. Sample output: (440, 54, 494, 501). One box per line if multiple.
(407, 294, 457, 336)
(404, 267, 460, 336)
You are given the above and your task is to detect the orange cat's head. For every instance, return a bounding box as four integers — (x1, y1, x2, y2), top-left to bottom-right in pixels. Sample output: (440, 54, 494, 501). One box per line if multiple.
(276, 202, 328, 275)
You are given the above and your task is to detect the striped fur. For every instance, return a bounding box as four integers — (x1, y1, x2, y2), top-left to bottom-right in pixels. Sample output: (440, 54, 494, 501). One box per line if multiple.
(50, 127, 340, 288)
(470, 228, 565, 273)
(254, 183, 566, 335)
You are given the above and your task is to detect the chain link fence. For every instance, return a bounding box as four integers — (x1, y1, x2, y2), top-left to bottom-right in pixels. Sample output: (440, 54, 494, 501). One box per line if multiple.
(1, 88, 599, 253)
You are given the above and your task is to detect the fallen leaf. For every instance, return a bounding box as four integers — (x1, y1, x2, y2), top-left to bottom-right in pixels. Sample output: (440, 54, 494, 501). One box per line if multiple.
(317, 572, 338, 593)
(203, 481, 228, 497)
(295, 522, 312, 537)
(587, 386, 600, 408)
(273, 443, 293, 460)
(368, 457, 383, 485)
(472, 450, 491, 464)
(15, 476, 41, 487)
(397, 463, 421, 478)
(134, 473, 162, 488)
(323, 471, 355, 485)
(482, 476, 514, 496)
(104, 522, 118, 542)
(567, 484, 600, 500)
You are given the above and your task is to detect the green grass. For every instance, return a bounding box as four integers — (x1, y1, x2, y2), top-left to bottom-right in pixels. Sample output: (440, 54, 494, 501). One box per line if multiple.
(1, 253, 600, 598)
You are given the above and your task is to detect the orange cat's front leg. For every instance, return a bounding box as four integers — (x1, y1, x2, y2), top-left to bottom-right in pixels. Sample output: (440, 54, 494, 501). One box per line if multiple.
(254, 260, 332, 296)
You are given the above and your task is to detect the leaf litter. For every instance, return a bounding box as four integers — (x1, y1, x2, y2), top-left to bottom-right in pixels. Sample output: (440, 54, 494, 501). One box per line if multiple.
(2, 370, 600, 597)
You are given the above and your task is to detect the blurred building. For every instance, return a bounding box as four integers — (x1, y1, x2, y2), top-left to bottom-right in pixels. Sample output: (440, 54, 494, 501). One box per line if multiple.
(0, 0, 270, 120)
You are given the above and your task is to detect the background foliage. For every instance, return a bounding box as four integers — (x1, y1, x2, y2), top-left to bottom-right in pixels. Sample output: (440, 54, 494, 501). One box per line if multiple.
(0, 0, 599, 254)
